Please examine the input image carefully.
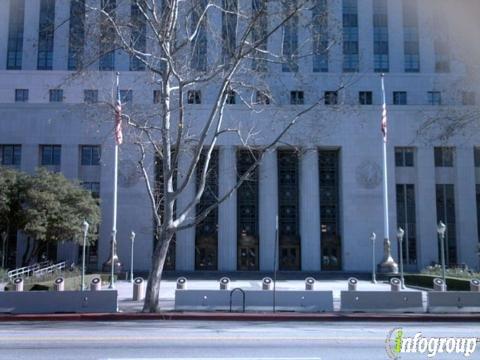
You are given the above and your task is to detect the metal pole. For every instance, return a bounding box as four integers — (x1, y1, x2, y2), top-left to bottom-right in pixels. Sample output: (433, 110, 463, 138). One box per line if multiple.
(371, 232, 376, 284)
(273, 215, 278, 313)
(381, 76, 390, 250)
(81, 221, 89, 291)
(130, 231, 135, 283)
(398, 228, 405, 289)
(440, 232, 446, 288)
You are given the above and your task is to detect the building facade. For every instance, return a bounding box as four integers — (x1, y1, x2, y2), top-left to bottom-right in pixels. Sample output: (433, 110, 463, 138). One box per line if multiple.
(1, 0, 480, 273)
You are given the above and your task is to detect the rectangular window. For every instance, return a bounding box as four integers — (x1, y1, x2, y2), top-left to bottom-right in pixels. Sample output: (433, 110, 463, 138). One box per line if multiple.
(434, 39, 450, 73)
(41, 145, 61, 166)
(81, 145, 101, 166)
(373, 0, 389, 72)
(290, 91, 304, 105)
(191, 0, 208, 71)
(49, 89, 63, 103)
(7, 0, 25, 70)
(393, 91, 407, 105)
(343, 0, 359, 72)
(436, 184, 457, 265)
(312, 0, 328, 72)
(359, 91, 372, 105)
(120, 90, 133, 104)
(251, 0, 268, 71)
(225, 90, 236, 104)
(84, 90, 98, 104)
(153, 90, 161, 104)
(396, 184, 417, 265)
(68, 0, 86, 70)
(15, 89, 29, 103)
(282, 0, 299, 72)
(428, 91, 441, 105)
(463, 92, 476, 106)
(37, 0, 55, 70)
(395, 147, 415, 167)
(99, 0, 116, 71)
(434, 147, 454, 167)
(255, 90, 270, 105)
(325, 91, 338, 105)
(474, 147, 480, 167)
(402, 0, 420, 72)
(187, 90, 202, 104)
(222, 0, 238, 64)
(0, 145, 21, 166)
(130, 1, 147, 71)
(81, 182, 100, 198)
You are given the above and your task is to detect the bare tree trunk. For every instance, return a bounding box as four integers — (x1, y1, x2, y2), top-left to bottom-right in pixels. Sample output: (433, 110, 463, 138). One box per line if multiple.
(143, 229, 173, 313)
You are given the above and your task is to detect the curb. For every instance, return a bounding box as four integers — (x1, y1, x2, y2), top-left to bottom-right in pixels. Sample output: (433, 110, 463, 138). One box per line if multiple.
(1, 312, 480, 322)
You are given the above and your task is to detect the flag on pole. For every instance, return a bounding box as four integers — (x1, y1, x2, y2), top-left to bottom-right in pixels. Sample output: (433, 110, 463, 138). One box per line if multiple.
(381, 74, 387, 143)
(114, 74, 123, 145)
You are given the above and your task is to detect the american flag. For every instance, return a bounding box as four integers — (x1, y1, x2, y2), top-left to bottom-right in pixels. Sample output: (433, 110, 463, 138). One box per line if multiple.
(114, 82, 123, 145)
(381, 74, 387, 143)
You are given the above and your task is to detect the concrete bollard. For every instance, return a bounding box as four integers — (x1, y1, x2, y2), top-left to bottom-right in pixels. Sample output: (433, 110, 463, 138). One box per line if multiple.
(176, 277, 187, 290)
(347, 277, 358, 291)
(90, 277, 102, 291)
(13, 278, 24, 292)
(390, 277, 401, 292)
(433, 278, 447, 292)
(219, 277, 230, 290)
(262, 277, 273, 290)
(54, 277, 65, 291)
(305, 277, 315, 291)
(133, 277, 145, 301)
(470, 279, 480, 292)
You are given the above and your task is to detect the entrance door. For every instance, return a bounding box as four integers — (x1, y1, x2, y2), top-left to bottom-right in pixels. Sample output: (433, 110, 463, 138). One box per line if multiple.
(321, 234, 341, 270)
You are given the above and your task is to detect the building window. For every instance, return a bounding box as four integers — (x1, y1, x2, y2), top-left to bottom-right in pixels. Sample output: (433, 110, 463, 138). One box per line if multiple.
(84, 90, 98, 104)
(290, 91, 304, 105)
(37, 0, 55, 70)
(434, 147, 454, 167)
(130, 1, 147, 71)
(359, 91, 372, 105)
(7, 0, 25, 70)
(81, 182, 100, 198)
(282, 0, 299, 72)
(68, 0, 86, 70)
(0, 145, 21, 166)
(222, 0, 238, 64)
(187, 90, 202, 104)
(436, 184, 457, 265)
(463, 92, 476, 106)
(325, 91, 338, 105)
(428, 91, 441, 105)
(191, 0, 208, 72)
(81, 145, 101, 166)
(475, 147, 480, 167)
(41, 145, 61, 166)
(251, 0, 268, 71)
(312, 0, 329, 72)
(15, 89, 29, 103)
(153, 90, 162, 104)
(49, 89, 63, 103)
(343, 0, 359, 72)
(225, 90, 236, 104)
(434, 39, 450, 73)
(373, 0, 389, 72)
(255, 90, 270, 105)
(476, 185, 480, 247)
(99, 0, 116, 71)
(393, 91, 407, 105)
(402, 0, 420, 72)
(395, 147, 415, 167)
(396, 184, 417, 265)
(120, 90, 133, 104)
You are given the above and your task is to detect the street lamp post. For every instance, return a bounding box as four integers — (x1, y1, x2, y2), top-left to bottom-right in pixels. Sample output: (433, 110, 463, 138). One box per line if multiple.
(370, 232, 376, 284)
(81, 220, 89, 291)
(397, 227, 405, 289)
(130, 231, 135, 283)
(437, 221, 447, 291)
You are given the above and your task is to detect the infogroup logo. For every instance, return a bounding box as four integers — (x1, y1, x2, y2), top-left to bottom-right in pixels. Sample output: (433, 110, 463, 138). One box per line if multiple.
(385, 328, 478, 359)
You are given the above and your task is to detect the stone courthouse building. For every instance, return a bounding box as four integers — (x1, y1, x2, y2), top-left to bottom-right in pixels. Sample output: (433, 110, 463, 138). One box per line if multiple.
(0, 0, 479, 274)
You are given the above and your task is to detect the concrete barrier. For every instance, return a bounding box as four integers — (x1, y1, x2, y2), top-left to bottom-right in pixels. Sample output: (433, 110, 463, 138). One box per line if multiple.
(175, 290, 333, 312)
(341, 291, 424, 313)
(428, 292, 480, 313)
(0, 290, 118, 314)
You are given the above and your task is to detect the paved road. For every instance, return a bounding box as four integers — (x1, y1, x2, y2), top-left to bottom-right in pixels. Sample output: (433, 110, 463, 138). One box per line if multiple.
(1, 321, 479, 360)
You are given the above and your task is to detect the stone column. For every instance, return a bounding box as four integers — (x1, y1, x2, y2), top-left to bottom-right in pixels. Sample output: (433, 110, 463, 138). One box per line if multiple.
(53, 0, 70, 70)
(358, 0, 373, 73)
(416, 147, 438, 268)
(300, 149, 321, 271)
(218, 146, 237, 271)
(387, 0, 404, 73)
(175, 150, 196, 271)
(455, 147, 478, 267)
(259, 149, 278, 271)
(0, 0, 9, 70)
(22, 0, 41, 70)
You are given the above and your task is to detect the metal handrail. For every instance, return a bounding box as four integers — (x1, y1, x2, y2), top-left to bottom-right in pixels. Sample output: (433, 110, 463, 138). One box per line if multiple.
(7, 261, 50, 280)
(33, 261, 66, 277)
(229, 288, 246, 313)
